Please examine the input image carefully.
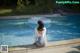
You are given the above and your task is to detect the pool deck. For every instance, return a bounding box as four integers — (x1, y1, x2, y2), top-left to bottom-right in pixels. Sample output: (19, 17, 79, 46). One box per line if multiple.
(8, 38, 80, 53)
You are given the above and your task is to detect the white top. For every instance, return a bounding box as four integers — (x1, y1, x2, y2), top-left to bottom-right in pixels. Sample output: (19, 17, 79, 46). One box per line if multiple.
(34, 27, 47, 45)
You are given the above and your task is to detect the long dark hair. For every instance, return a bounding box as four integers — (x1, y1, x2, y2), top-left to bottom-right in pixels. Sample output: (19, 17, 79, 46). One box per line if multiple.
(37, 20, 44, 31)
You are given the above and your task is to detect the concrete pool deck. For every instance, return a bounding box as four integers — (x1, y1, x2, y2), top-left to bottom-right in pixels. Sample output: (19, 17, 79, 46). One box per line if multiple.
(7, 38, 80, 53)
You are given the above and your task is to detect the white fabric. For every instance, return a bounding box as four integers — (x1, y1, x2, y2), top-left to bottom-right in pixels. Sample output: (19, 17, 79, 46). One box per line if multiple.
(34, 27, 47, 46)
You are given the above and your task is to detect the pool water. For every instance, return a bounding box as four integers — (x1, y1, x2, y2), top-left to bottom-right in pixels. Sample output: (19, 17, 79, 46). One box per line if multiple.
(0, 14, 80, 46)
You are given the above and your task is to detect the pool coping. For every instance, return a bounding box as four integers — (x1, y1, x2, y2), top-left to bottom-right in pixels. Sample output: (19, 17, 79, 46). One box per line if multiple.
(8, 38, 80, 52)
(0, 14, 63, 19)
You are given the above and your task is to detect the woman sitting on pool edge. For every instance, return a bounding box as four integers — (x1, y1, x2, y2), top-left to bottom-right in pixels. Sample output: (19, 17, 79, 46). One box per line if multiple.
(33, 20, 47, 47)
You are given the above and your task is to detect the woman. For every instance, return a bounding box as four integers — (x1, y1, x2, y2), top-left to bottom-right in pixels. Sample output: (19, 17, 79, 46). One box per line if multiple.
(34, 20, 47, 47)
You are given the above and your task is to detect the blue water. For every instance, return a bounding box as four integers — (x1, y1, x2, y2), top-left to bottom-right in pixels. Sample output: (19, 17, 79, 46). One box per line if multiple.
(0, 14, 80, 46)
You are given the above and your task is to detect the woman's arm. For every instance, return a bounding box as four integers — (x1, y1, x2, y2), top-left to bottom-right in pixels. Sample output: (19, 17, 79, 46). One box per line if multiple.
(43, 28, 47, 46)
(34, 28, 37, 42)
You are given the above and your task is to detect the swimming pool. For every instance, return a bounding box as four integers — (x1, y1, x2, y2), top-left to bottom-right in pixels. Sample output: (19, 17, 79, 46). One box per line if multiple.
(0, 14, 80, 46)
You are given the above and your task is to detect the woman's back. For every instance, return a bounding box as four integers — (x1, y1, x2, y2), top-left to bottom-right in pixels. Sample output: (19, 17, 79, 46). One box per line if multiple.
(35, 27, 47, 47)
(34, 20, 47, 47)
